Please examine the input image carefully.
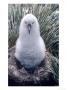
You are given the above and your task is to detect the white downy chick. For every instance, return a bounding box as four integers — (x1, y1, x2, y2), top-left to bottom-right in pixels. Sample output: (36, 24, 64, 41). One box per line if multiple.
(15, 14, 46, 69)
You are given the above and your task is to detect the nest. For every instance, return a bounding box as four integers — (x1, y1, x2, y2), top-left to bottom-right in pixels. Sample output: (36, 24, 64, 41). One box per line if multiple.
(8, 46, 59, 86)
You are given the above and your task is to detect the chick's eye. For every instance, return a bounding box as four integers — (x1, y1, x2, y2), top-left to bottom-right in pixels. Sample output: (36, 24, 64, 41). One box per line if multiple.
(25, 21, 27, 24)
(32, 22, 34, 24)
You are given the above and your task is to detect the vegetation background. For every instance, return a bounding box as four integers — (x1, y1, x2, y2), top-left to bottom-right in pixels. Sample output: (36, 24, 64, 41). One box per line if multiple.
(8, 4, 59, 84)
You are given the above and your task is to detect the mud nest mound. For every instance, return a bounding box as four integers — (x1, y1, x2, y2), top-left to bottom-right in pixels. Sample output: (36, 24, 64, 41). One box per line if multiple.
(8, 46, 59, 86)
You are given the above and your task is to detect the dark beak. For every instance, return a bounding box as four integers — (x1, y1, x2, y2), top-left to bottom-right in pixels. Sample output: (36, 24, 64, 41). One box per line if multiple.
(28, 24, 31, 34)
